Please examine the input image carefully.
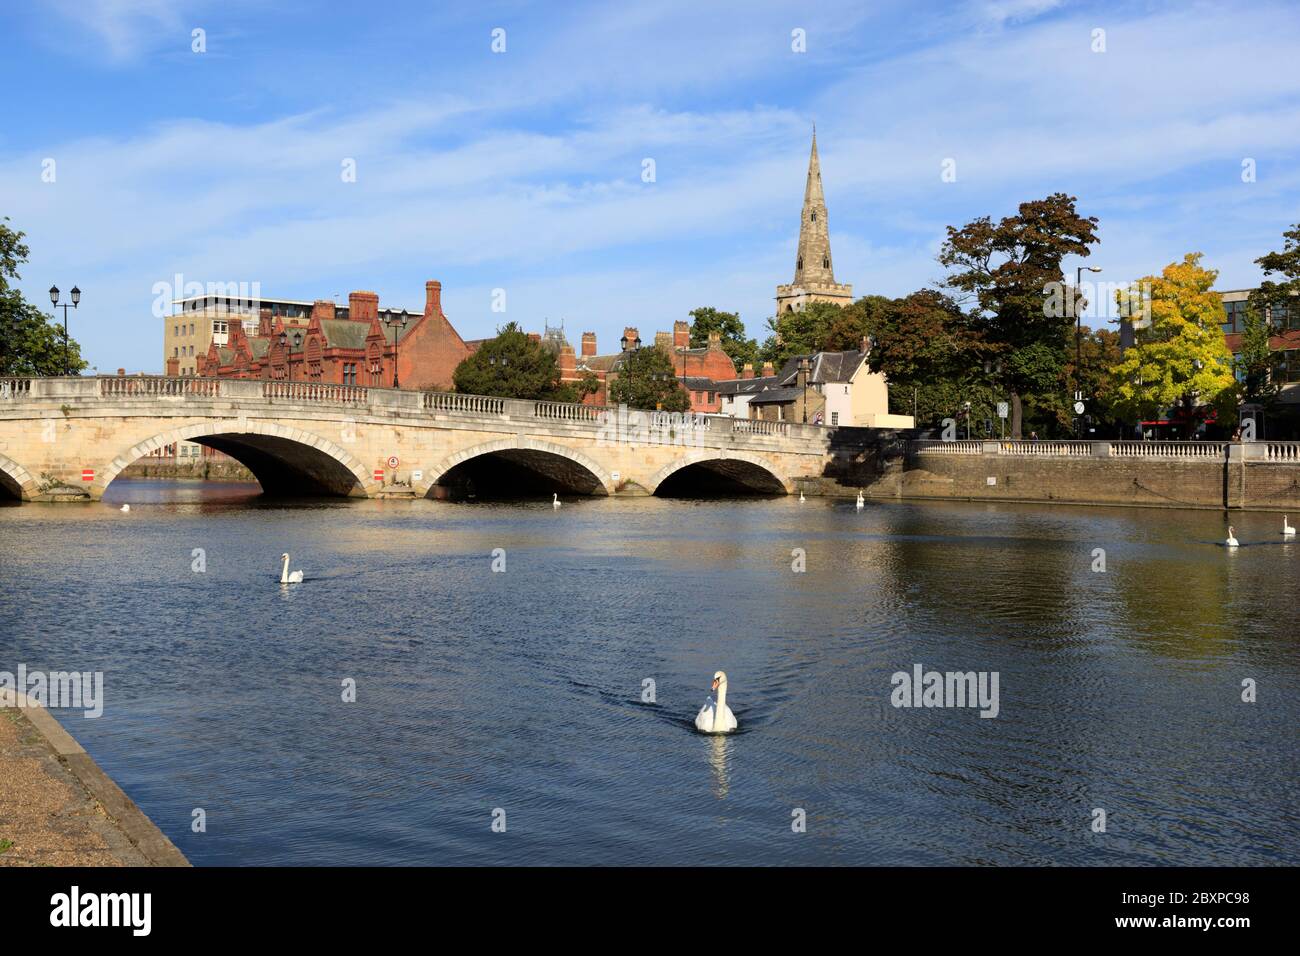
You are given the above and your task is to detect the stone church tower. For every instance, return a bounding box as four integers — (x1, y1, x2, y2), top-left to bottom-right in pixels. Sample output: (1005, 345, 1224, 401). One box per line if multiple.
(775, 130, 854, 314)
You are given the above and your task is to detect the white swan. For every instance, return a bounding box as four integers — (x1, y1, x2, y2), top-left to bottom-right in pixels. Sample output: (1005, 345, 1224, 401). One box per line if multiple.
(119, 503, 130, 513)
(855, 491, 864, 510)
(695, 670, 738, 734)
(280, 552, 304, 584)
(1283, 515, 1296, 537)
(552, 493, 561, 509)
(799, 490, 806, 503)
(1225, 527, 1239, 549)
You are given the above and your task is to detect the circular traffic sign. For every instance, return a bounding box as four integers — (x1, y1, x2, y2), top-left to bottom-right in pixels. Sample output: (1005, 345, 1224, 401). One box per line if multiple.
(1073, 401, 1085, 415)
(387, 455, 399, 469)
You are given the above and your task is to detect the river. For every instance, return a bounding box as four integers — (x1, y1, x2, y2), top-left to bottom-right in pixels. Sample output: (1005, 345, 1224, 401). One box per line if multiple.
(1, 479, 1295, 865)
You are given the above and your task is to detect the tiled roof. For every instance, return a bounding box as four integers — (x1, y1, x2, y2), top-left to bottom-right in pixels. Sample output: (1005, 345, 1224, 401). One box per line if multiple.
(749, 386, 804, 404)
(775, 350, 865, 386)
(715, 375, 779, 396)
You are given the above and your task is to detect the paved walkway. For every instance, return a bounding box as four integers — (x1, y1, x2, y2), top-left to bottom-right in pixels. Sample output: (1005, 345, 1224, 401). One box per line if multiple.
(0, 694, 187, 866)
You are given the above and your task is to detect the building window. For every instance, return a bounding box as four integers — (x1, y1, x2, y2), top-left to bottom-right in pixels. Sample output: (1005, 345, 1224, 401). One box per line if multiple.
(831, 411, 839, 425)
(1273, 349, 1300, 384)
(797, 257, 803, 272)
(810, 212, 817, 222)
(822, 256, 829, 269)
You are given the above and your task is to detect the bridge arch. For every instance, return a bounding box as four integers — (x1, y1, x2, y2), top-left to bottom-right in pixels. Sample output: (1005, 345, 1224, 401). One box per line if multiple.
(95, 421, 375, 499)
(418, 436, 614, 499)
(0, 451, 39, 501)
(648, 450, 792, 496)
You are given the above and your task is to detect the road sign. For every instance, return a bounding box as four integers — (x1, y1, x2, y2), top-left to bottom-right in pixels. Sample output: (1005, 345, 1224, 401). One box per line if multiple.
(411, 470, 422, 483)
(373, 468, 384, 482)
(387, 455, 399, 469)
(1073, 401, 1085, 415)
(997, 402, 1008, 419)
(81, 468, 94, 481)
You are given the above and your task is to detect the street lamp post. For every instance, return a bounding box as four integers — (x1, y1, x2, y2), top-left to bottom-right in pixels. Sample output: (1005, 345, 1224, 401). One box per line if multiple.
(48, 285, 81, 375)
(799, 356, 812, 424)
(1075, 266, 1102, 436)
(386, 309, 409, 389)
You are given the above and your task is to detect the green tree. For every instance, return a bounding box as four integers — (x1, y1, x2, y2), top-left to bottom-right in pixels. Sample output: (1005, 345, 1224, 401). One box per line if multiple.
(452, 321, 578, 401)
(1235, 305, 1277, 405)
(1108, 254, 1238, 427)
(608, 346, 689, 411)
(687, 307, 759, 370)
(1252, 222, 1300, 316)
(758, 300, 845, 370)
(938, 193, 1100, 438)
(1, 217, 88, 376)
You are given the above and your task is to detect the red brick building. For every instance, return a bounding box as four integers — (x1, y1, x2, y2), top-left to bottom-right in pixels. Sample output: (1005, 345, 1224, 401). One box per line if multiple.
(186, 280, 471, 390)
(553, 322, 736, 412)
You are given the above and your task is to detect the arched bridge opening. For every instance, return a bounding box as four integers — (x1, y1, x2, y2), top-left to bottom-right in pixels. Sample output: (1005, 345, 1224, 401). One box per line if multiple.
(434, 449, 609, 500)
(654, 458, 788, 497)
(102, 427, 368, 500)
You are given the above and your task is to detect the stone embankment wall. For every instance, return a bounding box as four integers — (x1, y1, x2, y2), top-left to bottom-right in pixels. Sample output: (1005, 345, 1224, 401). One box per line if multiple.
(812, 436, 1300, 512)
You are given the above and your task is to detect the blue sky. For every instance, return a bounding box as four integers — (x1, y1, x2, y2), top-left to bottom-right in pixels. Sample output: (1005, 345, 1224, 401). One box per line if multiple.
(2, 0, 1299, 374)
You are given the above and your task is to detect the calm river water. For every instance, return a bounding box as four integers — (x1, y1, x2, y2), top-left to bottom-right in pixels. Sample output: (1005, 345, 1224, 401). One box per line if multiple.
(1, 479, 1296, 865)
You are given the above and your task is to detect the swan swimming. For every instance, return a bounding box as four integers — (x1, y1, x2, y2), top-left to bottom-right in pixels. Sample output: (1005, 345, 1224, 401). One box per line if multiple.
(279, 552, 304, 584)
(119, 503, 130, 513)
(1283, 515, 1296, 537)
(1225, 527, 1239, 549)
(695, 670, 738, 734)
(799, 490, 806, 503)
(552, 493, 561, 509)
(855, 491, 864, 510)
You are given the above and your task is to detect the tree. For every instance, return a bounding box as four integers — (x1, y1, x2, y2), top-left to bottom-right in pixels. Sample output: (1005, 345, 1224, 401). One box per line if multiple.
(938, 193, 1100, 438)
(1235, 305, 1277, 406)
(687, 307, 759, 370)
(452, 321, 578, 401)
(1107, 254, 1239, 428)
(1, 217, 88, 376)
(608, 345, 690, 411)
(1252, 222, 1300, 314)
(758, 300, 845, 370)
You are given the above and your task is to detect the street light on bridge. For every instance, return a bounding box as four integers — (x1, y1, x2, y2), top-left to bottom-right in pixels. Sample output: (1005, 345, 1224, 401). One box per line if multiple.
(48, 284, 81, 376)
(386, 310, 409, 389)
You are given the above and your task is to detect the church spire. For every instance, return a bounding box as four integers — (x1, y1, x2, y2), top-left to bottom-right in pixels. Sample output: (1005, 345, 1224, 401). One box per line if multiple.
(793, 128, 834, 285)
(774, 127, 853, 316)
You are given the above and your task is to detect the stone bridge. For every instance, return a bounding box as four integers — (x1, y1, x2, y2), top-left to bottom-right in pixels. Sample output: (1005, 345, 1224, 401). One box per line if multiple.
(0, 377, 838, 502)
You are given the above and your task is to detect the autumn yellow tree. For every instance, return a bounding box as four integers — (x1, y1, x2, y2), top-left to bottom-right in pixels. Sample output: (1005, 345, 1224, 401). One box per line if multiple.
(1108, 254, 1238, 427)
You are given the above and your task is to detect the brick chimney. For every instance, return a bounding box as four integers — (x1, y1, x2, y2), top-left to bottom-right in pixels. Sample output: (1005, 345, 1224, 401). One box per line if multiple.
(761, 360, 774, 377)
(707, 330, 722, 349)
(673, 320, 690, 349)
(165, 356, 179, 377)
(655, 331, 672, 352)
(558, 344, 576, 374)
(312, 299, 336, 322)
(425, 280, 442, 316)
(581, 331, 597, 357)
(621, 327, 640, 351)
(796, 358, 810, 389)
(349, 290, 379, 323)
(741, 362, 754, 379)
